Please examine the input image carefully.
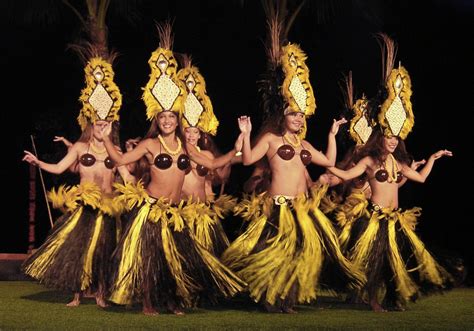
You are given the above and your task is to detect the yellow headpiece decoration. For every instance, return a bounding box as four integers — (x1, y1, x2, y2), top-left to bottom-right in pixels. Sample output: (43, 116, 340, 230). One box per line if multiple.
(281, 43, 316, 117)
(349, 95, 373, 145)
(378, 65, 414, 139)
(77, 57, 122, 131)
(177, 65, 219, 135)
(142, 47, 186, 120)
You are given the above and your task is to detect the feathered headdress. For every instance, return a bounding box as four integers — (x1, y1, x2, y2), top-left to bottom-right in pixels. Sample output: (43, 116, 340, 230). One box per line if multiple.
(142, 22, 186, 121)
(376, 34, 414, 139)
(77, 55, 122, 130)
(259, 2, 316, 139)
(177, 55, 219, 135)
(281, 43, 316, 117)
(341, 72, 373, 145)
(73, 0, 122, 131)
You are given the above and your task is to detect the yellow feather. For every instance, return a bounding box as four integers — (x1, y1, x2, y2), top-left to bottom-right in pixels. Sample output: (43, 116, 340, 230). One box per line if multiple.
(379, 66, 414, 139)
(142, 48, 186, 120)
(280, 43, 317, 132)
(177, 65, 219, 135)
(398, 208, 453, 287)
(77, 57, 122, 130)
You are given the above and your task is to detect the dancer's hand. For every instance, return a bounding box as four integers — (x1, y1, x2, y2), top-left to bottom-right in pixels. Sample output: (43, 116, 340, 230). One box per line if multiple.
(238, 116, 252, 135)
(125, 137, 141, 152)
(430, 149, 453, 160)
(329, 118, 348, 136)
(410, 159, 426, 170)
(22, 150, 40, 166)
(318, 173, 332, 185)
(99, 122, 112, 140)
(53, 136, 73, 148)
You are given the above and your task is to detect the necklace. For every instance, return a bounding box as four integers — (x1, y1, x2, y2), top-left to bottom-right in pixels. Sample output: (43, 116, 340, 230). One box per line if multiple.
(90, 142, 107, 154)
(158, 135, 182, 155)
(384, 153, 399, 183)
(283, 133, 301, 148)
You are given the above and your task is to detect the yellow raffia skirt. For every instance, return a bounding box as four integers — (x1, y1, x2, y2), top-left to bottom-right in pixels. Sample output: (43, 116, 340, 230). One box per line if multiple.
(22, 182, 120, 293)
(108, 182, 245, 308)
(346, 203, 453, 306)
(332, 189, 370, 253)
(182, 195, 237, 257)
(221, 185, 366, 306)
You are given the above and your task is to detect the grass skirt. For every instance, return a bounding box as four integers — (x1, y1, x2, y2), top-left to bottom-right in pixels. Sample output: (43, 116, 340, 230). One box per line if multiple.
(182, 195, 237, 257)
(22, 183, 119, 293)
(332, 189, 370, 253)
(347, 203, 453, 306)
(108, 182, 245, 308)
(221, 186, 365, 306)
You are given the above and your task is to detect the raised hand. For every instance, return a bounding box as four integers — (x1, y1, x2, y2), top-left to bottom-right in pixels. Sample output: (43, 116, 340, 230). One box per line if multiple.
(238, 116, 252, 135)
(318, 173, 332, 185)
(431, 149, 453, 160)
(23, 150, 40, 166)
(125, 137, 141, 152)
(410, 159, 426, 170)
(329, 118, 348, 135)
(53, 136, 73, 148)
(99, 122, 112, 140)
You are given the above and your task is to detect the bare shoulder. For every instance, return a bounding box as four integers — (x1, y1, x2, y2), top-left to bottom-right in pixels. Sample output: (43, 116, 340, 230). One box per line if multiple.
(302, 139, 316, 149)
(138, 137, 157, 150)
(72, 141, 88, 152)
(73, 141, 86, 148)
(263, 132, 280, 143)
(141, 137, 155, 145)
(361, 156, 376, 167)
(265, 132, 278, 139)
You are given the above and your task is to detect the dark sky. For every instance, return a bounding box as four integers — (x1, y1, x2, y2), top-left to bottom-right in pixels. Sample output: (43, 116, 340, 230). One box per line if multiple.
(2, 0, 473, 278)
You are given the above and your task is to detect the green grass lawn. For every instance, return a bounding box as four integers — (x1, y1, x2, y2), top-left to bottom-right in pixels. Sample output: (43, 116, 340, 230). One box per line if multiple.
(0, 281, 472, 330)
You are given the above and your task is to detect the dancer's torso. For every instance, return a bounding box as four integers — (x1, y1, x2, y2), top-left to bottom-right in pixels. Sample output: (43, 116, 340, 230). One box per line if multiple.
(144, 138, 188, 204)
(181, 149, 212, 202)
(365, 156, 404, 209)
(266, 134, 312, 197)
(76, 142, 116, 193)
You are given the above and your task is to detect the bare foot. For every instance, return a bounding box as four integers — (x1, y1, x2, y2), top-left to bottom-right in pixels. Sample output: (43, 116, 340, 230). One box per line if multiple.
(66, 293, 81, 307)
(66, 299, 80, 307)
(143, 307, 159, 316)
(168, 304, 184, 316)
(370, 301, 387, 313)
(96, 296, 110, 308)
(172, 309, 185, 316)
(282, 307, 298, 314)
(263, 302, 282, 313)
(392, 303, 406, 312)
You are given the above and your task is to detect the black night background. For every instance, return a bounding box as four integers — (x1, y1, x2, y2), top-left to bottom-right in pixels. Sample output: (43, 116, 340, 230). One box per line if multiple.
(2, 0, 473, 284)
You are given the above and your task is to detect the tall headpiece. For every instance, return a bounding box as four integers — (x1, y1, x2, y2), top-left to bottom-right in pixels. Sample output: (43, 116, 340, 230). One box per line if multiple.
(177, 56, 219, 135)
(142, 22, 186, 121)
(260, 3, 316, 139)
(342, 72, 373, 145)
(72, 1, 122, 131)
(77, 57, 122, 130)
(281, 43, 316, 117)
(377, 34, 414, 139)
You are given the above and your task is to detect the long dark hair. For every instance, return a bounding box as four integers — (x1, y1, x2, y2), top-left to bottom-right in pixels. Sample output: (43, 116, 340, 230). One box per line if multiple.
(134, 112, 186, 185)
(354, 128, 412, 166)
